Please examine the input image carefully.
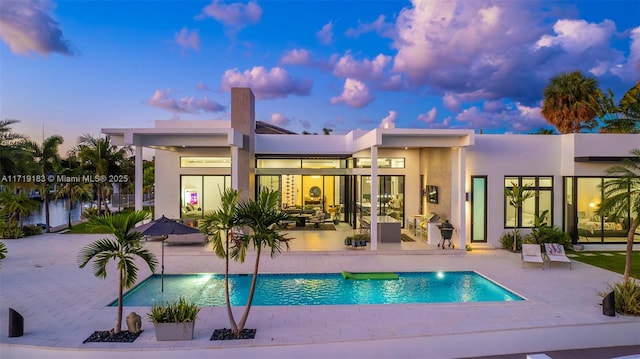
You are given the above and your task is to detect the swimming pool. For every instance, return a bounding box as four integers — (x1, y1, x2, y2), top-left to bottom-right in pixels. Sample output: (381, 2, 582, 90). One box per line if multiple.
(112, 271, 524, 306)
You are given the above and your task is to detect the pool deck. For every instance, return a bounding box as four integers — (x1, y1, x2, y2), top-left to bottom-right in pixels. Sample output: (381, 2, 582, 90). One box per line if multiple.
(1, 227, 639, 358)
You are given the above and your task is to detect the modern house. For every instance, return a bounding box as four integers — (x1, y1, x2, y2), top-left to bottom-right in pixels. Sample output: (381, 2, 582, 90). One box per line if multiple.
(103, 88, 640, 250)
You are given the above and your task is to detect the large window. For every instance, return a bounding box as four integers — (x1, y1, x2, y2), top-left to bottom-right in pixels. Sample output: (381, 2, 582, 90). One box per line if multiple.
(359, 175, 405, 223)
(504, 176, 553, 228)
(180, 157, 231, 168)
(353, 157, 405, 168)
(180, 175, 231, 219)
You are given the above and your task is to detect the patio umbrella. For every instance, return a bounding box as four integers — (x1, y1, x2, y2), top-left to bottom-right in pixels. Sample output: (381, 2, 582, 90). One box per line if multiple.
(135, 215, 201, 291)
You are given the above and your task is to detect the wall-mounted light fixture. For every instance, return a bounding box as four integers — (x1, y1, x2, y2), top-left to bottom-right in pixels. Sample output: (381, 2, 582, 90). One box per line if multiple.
(465, 192, 471, 201)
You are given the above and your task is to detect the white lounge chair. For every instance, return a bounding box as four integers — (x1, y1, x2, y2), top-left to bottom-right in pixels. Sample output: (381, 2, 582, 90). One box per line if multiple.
(544, 243, 571, 270)
(522, 244, 544, 269)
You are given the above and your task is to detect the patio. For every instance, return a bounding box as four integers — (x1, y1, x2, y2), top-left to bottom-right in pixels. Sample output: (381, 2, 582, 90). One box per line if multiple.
(0, 229, 638, 358)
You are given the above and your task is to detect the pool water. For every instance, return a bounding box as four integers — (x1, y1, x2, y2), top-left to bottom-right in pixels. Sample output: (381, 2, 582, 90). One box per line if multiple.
(112, 271, 524, 306)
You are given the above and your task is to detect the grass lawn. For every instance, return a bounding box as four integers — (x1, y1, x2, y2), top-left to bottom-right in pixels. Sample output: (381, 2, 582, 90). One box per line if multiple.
(63, 221, 111, 234)
(568, 251, 640, 279)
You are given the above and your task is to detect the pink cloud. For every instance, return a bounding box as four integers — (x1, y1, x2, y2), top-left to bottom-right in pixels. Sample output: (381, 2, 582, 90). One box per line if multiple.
(146, 89, 225, 113)
(175, 27, 200, 51)
(280, 48, 311, 66)
(330, 78, 375, 108)
(220, 66, 312, 99)
(417, 108, 437, 124)
(317, 21, 334, 45)
(199, 0, 262, 35)
(270, 113, 290, 126)
(345, 14, 394, 38)
(0, 0, 74, 57)
(333, 52, 392, 81)
(379, 111, 397, 128)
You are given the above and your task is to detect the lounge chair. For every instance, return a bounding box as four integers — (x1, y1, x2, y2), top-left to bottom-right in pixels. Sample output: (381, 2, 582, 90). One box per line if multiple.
(544, 243, 571, 270)
(522, 244, 544, 269)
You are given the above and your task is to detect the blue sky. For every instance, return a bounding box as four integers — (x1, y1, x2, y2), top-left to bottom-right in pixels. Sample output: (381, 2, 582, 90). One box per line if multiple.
(1, 0, 638, 155)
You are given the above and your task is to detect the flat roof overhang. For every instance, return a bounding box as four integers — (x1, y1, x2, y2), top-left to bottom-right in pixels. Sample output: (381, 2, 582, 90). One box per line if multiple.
(574, 156, 639, 162)
(102, 128, 244, 150)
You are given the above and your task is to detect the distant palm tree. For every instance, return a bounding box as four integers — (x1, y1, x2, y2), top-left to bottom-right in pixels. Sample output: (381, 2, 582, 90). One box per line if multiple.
(541, 71, 600, 134)
(26, 135, 64, 232)
(232, 188, 291, 337)
(322, 128, 333, 135)
(0, 119, 30, 176)
(597, 149, 640, 281)
(199, 188, 243, 334)
(0, 186, 41, 230)
(72, 135, 132, 214)
(77, 210, 157, 334)
(529, 128, 555, 135)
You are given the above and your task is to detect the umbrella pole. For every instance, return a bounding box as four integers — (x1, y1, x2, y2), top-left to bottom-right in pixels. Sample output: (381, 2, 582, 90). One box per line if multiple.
(161, 235, 166, 292)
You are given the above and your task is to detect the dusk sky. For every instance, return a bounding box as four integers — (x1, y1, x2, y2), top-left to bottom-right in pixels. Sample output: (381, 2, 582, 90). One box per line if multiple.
(1, 0, 639, 155)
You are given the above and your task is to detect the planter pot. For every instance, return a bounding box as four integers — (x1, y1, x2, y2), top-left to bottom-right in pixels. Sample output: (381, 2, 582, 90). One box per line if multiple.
(153, 322, 195, 341)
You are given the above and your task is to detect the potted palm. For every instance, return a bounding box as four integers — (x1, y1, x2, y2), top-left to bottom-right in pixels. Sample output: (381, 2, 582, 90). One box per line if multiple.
(147, 297, 200, 341)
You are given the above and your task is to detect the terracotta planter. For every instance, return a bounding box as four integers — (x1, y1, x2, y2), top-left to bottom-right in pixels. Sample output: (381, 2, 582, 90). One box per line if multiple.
(153, 322, 195, 341)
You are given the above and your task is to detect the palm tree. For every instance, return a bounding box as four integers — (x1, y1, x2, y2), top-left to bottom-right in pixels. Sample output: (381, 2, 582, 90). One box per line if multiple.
(541, 71, 600, 134)
(0, 119, 30, 176)
(232, 188, 291, 337)
(596, 84, 640, 134)
(505, 182, 535, 252)
(0, 185, 41, 230)
(597, 149, 640, 281)
(77, 210, 157, 334)
(26, 135, 64, 232)
(73, 134, 132, 214)
(198, 188, 243, 334)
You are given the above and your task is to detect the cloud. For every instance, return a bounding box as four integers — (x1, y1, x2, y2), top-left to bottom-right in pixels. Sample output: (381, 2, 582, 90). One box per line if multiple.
(146, 89, 226, 113)
(610, 26, 640, 82)
(317, 21, 334, 45)
(417, 108, 437, 124)
(389, 0, 636, 109)
(379, 110, 397, 128)
(453, 101, 547, 133)
(270, 113, 290, 127)
(345, 14, 394, 38)
(220, 66, 312, 99)
(0, 0, 74, 57)
(280, 48, 311, 66)
(330, 78, 375, 108)
(196, 82, 211, 91)
(199, 0, 262, 35)
(333, 52, 392, 81)
(175, 27, 200, 51)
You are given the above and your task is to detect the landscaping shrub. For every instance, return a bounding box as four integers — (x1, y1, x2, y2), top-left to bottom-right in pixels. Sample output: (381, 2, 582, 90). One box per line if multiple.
(525, 226, 571, 247)
(1, 221, 22, 239)
(22, 224, 43, 237)
(500, 230, 523, 251)
(600, 279, 640, 316)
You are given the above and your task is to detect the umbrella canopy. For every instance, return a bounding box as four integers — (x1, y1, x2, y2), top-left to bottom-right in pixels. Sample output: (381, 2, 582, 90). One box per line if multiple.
(135, 215, 200, 236)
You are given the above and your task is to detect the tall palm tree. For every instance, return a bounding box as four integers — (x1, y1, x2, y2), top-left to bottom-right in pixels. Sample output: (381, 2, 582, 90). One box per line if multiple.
(77, 210, 157, 334)
(198, 188, 244, 334)
(26, 135, 64, 232)
(73, 134, 132, 214)
(232, 188, 291, 337)
(597, 149, 640, 281)
(505, 182, 535, 252)
(541, 71, 600, 134)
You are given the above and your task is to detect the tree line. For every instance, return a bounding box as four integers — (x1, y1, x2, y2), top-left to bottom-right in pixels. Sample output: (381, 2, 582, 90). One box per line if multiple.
(0, 120, 154, 237)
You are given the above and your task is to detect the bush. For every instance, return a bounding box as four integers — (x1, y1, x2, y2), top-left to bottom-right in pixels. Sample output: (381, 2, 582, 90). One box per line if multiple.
(1, 221, 23, 239)
(345, 233, 370, 246)
(22, 224, 43, 237)
(500, 231, 523, 251)
(147, 297, 200, 323)
(600, 279, 640, 316)
(81, 207, 99, 219)
(525, 226, 571, 248)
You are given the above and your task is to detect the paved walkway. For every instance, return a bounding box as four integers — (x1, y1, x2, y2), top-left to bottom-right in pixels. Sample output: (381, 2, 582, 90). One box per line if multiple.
(0, 231, 639, 358)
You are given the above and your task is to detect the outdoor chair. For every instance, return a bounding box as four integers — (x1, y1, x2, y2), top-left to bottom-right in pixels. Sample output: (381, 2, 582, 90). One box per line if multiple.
(544, 243, 572, 270)
(521, 244, 544, 269)
(308, 210, 324, 228)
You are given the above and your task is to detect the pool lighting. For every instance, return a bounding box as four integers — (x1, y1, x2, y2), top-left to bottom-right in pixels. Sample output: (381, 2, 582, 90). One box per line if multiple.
(437, 271, 445, 279)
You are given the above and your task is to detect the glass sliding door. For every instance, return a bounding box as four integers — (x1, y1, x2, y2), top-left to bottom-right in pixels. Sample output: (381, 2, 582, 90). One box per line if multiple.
(180, 175, 230, 220)
(471, 176, 487, 243)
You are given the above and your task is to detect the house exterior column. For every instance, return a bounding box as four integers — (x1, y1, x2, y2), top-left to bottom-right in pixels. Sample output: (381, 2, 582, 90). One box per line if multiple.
(451, 146, 466, 249)
(135, 146, 143, 212)
(370, 146, 378, 251)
